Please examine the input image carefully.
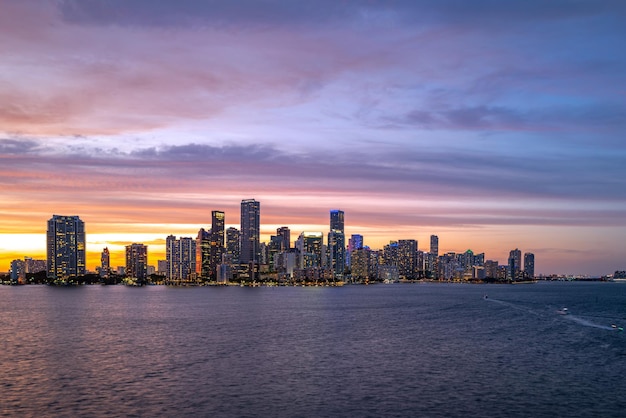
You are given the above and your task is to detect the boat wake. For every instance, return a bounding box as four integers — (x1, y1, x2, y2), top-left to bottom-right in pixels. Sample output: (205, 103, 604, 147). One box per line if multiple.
(484, 297, 540, 316)
(563, 315, 617, 331)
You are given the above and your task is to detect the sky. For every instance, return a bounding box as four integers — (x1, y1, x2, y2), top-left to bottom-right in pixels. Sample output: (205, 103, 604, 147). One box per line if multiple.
(1, 0, 625, 276)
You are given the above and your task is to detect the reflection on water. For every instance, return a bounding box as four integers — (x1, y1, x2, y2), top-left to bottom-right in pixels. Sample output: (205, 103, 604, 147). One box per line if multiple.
(1, 282, 625, 417)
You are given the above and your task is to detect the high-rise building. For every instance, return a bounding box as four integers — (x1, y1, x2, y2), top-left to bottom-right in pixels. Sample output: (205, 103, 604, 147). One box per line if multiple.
(100, 247, 110, 277)
(508, 248, 522, 280)
(240, 199, 260, 264)
(125, 243, 148, 280)
(346, 234, 363, 267)
(209, 211, 225, 279)
(226, 227, 240, 264)
(10, 259, 24, 283)
(485, 260, 499, 279)
(330, 209, 344, 232)
(24, 257, 46, 276)
(430, 235, 439, 256)
(524, 252, 535, 279)
(397, 239, 418, 279)
(196, 228, 211, 278)
(46, 215, 86, 279)
(166, 235, 196, 281)
(328, 210, 345, 278)
(277, 227, 291, 251)
(296, 232, 324, 268)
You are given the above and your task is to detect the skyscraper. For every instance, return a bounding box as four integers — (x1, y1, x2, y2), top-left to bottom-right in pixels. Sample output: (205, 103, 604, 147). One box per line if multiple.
(430, 235, 439, 256)
(397, 239, 418, 279)
(328, 210, 345, 278)
(524, 252, 535, 279)
(508, 248, 522, 280)
(196, 228, 210, 278)
(240, 199, 260, 264)
(209, 210, 225, 279)
(166, 235, 196, 281)
(330, 209, 344, 232)
(125, 243, 148, 280)
(46, 215, 86, 279)
(297, 232, 324, 268)
(226, 227, 240, 264)
(277, 226, 291, 251)
(100, 247, 110, 277)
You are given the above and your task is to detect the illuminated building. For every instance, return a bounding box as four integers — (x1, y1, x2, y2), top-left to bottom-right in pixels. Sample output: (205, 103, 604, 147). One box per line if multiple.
(240, 199, 260, 264)
(485, 260, 499, 278)
(328, 210, 345, 278)
(166, 235, 196, 281)
(296, 232, 323, 268)
(524, 252, 535, 279)
(226, 227, 240, 264)
(100, 247, 110, 277)
(125, 243, 148, 280)
(430, 235, 439, 256)
(277, 226, 291, 250)
(46, 215, 85, 279)
(508, 248, 522, 280)
(196, 228, 210, 278)
(346, 234, 363, 267)
(397, 239, 418, 279)
(209, 211, 225, 279)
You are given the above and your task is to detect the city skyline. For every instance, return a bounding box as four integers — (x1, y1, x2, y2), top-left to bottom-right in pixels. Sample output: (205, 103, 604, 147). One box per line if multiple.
(1, 1, 626, 276)
(8, 206, 535, 279)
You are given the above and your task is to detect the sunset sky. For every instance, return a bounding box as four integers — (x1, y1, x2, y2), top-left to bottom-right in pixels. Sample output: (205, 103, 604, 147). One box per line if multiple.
(1, 0, 625, 275)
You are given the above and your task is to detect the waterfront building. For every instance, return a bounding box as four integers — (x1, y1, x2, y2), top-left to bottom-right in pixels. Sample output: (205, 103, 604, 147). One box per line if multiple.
(10, 259, 24, 283)
(196, 228, 211, 278)
(240, 199, 260, 264)
(24, 257, 46, 276)
(508, 248, 522, 280)
(397, 239, 418, 279)
(46, 215, 86, 279)
(383, 241, 399, 266)
(485, 260, 499, 279)
(209, 211, 225, 279)
(226, 227, 240, 265)
(125, 243, 148, 280)
(524, 252, 535, 279)
(277, 227, 291, 250)
(430, 235, 439, 256)
(100, 247, 110, 278)
(157, 260, 168, 276)
(351, 247, 371, 280)
(346, 234, 363, 267)
(166, 235, 196, 281)
(296, 232, 324, 268)
(328, 209, 345, 278)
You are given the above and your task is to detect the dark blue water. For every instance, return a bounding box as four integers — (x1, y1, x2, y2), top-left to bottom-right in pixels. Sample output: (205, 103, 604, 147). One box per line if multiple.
(1, 282, 625, 417)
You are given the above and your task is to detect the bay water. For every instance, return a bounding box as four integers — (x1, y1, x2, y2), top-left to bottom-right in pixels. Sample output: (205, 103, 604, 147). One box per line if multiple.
(1, 282, 625, 417)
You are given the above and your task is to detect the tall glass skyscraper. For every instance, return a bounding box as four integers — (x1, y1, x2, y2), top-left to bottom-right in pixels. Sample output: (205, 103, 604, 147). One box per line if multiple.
(209, 210, 225, 279)
(240, 199, 260, 264)
(328, 209, 345, 278)
(430, 235, 439, 256)
(46, 215, 85, 279)
(226, 227, 240, 264)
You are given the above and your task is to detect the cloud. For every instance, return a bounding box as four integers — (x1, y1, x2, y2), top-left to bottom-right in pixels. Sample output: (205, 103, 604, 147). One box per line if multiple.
(57, 0, 626, 28)
(0, 138, 40, 154)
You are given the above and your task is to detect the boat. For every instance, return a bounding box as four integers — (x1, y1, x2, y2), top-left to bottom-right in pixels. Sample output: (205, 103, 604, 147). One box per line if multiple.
(557, 307, 569, 315)
(483, 294, 488, 300)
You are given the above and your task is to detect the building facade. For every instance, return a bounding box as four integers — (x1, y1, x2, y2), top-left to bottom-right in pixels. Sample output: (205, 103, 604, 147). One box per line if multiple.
(46, 215, 86, 279)
(328, 210, 345, 278)
(125, 243, 148, 280)
(240, 199, 260, 264)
